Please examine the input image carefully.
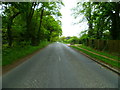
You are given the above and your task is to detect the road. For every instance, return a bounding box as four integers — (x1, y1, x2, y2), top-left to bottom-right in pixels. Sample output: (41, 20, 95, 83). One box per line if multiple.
(2, 42, 119, 88)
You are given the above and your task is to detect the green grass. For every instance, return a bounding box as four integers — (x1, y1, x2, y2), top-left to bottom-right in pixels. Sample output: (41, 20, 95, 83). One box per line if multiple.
(2, 41, 50, 66)
(79, 45, 120, 61)
(71, 46, 120, 68)
(62, 42, 70, 44)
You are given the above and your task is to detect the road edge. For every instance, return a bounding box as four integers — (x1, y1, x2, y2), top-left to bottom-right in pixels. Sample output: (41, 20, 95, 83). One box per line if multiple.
(71, 47, 120, 75)
(2, 45, 49, 75)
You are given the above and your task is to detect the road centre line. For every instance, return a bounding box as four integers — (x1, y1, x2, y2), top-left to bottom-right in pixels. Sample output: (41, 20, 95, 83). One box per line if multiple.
(59, 56, 61, 61)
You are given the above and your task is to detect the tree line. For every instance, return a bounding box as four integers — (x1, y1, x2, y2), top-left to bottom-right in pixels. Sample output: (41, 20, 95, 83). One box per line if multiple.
(72, 2, 120, 40)
(2, 2, 63, 47)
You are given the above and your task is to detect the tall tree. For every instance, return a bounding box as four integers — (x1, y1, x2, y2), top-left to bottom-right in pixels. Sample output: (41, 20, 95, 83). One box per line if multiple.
(2, 2, 63, 47)
(72, 2, 120, 40)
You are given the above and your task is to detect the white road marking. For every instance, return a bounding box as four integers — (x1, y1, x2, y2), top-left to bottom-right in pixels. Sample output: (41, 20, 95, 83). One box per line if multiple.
(59, 56, 61, 61)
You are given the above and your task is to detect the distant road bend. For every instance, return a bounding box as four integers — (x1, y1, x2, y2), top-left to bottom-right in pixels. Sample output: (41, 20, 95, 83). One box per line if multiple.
(3, 42, 119, 88)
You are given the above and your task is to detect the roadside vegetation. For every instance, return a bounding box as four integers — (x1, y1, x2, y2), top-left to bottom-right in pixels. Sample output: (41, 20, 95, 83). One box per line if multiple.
(79, 45, 120, 60)
(2, 41, 49, 66)
(60, 2, 120, 69)
(1, 2, 64, 66)
(71, 45, 120, 68)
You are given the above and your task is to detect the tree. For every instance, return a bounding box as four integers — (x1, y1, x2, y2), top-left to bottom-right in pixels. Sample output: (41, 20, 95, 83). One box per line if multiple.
(72, 2, 120, 40)
(42, 15, 62, 42)
(2, 3, 21, 46)
(2, 2, 63, 47)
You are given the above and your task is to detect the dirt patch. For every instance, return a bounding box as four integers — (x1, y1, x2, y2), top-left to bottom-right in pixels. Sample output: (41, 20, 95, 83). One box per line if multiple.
(2, 47, 45, 75)
(76, 46, 119, 62)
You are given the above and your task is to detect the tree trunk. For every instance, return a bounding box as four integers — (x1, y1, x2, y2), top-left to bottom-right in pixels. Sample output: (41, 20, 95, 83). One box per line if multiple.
(37, 7, 44, 44)
(115, 3, 120, 40)
(109, 3, 120, 40)
(26, 3, 35, 45)
(7, 12, 20, 47)
(87, 3, 93, 38)
(7, 20, 12, 47)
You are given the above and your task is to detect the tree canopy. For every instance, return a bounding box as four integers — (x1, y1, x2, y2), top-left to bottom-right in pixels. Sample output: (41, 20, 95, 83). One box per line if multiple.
(2, 2, 63, 47)
(72, 2, 120, 40)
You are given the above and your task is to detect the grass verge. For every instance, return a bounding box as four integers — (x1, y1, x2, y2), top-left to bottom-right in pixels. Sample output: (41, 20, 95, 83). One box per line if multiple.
(2, 41, 50, 66)
(71, 45, 120, 68)
(79, 45, 120, 60)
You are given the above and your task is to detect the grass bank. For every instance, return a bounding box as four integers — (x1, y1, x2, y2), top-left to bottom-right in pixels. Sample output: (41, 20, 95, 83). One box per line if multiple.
(71, 45, 120, 68)
(2, 41, 50, 66)
(79, 45, 120, 60)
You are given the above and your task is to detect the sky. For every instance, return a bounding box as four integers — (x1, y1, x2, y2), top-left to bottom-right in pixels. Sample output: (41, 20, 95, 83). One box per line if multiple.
(0, 1, 88, 38)
(60, 0, 88, 37)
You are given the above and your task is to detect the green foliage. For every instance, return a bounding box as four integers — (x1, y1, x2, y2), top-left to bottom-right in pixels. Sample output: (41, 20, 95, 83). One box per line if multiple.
(2, 2, 63, 47)
(2, 41, 50, 66)
(71, 46, 120, 68)
(42, 15, 62, 42)
(72, 2, 120, 40)
(79, 30, 89, 40)
(2, 2, 64, 66)
(79, 45, 120, 60)
(60, 36, 80, 44)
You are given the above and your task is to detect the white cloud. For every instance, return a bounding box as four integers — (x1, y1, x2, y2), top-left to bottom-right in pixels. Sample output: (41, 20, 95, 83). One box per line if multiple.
(60, 0, 88, 37)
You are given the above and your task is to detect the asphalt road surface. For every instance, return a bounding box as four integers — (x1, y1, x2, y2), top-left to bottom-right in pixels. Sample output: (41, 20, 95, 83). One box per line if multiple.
(3, 42, 119, 88)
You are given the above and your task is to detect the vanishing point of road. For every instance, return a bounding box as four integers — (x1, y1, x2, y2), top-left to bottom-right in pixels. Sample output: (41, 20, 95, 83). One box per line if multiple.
(3, 42, 119, 88)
